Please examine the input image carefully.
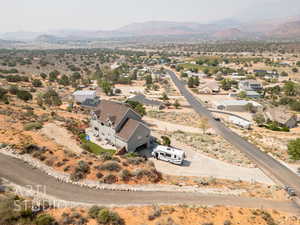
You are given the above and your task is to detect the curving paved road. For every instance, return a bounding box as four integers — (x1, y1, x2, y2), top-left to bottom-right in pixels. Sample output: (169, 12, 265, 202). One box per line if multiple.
(167, 69, 300, 196)
(0, 153, 299, 213)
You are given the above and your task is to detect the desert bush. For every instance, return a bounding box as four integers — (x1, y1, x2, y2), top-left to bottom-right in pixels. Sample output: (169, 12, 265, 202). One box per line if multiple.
(0, 198, 19, 224)
(16, 90, 32, 101)
(77, 160, 90, 173)
(45, 159, 55, 166)
(96, 172, 104, 179)
(148, 206, 161, 220)
(102, 174, 117, 184)
(100, 152, 113, 161)
(24, 122, 43, 131)
(111, 157, 121, 162)
(88, 205, 105, 219)
(32, 79, 43, 87)
(55, 161, 65, 167)
(97, 208, 124, 225)
(119, 169, 131, 181)
(64, 166, 70, 172)
(22, 144, 43, 154)
(224, 220, 232, 225)
(70, 170, 85, 181)
(35, 214, 57, 225)
(133, 168, 162, 182)
(147, 161, 155, 167)
(100, 161, 121, 172)
(9, 85, 19, 95)
(126, 157, 145, 165)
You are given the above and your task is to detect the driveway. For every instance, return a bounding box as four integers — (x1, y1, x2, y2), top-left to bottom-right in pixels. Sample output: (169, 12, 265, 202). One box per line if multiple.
(150, 138, 274, 184)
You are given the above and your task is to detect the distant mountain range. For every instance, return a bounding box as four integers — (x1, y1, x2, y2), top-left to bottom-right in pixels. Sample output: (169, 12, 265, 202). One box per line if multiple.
(2, 15, 300, 42)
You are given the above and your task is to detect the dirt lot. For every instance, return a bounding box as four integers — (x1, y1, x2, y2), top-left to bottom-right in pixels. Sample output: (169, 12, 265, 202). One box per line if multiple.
(48, 205, 300, 225)
(233, 125, 300, 165)
(41, 122, 83, 154)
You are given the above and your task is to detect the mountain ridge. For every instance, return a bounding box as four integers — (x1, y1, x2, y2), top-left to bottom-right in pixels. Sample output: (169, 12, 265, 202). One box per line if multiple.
(2, 16, 300, 42)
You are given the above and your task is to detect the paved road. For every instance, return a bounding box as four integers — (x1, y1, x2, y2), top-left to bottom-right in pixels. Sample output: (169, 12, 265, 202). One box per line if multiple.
(167, 69, 300, 195)
(0, 153, 299, 213)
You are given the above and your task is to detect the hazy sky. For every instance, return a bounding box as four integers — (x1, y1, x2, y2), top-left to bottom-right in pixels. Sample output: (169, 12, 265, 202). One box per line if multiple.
(0, 0, 299, 32)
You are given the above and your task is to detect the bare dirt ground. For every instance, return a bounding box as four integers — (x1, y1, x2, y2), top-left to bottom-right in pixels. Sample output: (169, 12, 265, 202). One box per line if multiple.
(48, 205, 300, 225)
(144, 116, 205, 133)
(233, 125, 300, 165)
(41, 122, 83, 154)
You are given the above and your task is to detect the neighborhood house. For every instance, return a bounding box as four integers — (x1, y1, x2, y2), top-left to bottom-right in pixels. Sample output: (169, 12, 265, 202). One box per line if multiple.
(73, 90, 97, 103)
(238, 80, 263, 91)
(214, 100, 263, 112)
(265, 107, 298, 128)
(90, 100, 151, 152)
(127, 94, 164, 110)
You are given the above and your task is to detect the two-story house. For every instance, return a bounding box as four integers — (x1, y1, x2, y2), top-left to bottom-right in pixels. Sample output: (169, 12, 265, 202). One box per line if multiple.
(238, 80, 263, 91)
(90, 100, 150, 152)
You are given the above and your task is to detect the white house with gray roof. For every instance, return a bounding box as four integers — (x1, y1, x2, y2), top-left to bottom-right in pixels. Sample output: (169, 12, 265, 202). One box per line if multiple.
(90, 100, 150, 152)
(238, 80, 263, 91)
(214, 100, 263, 112)
(73, 90, 96, 103)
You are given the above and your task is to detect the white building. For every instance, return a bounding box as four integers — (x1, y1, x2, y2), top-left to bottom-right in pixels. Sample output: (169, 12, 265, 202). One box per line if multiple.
(73, 90, 96, 103)
(229, 116, 251, 129)
(214, 100, 263, 112)
(238, 80, 263, 91)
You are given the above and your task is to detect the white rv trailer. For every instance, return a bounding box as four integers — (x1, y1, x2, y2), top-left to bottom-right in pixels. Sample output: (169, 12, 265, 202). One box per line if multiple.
(152, 145, 185, 165)
(229, 116, 251, 129)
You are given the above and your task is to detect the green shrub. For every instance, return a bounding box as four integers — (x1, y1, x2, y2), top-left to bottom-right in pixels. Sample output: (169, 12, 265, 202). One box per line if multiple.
(148, 206, 161, 220)
(97, 208, 124, 225)
(70, 170, 85, 181)
(9, 85, 19, 95)
(0, 87, 9, 104)
(35, 214, 57, 225)
(100, 161, 121, 172)
(16, 90, 32, 101)
(288, 138, 300, 160)
(88, 205, 105, 219)
(78, 160, 90, 172)
(32, 79, 43, 87)
(119, 169, 131, 181)
(126, 157, 145, 165)
(24, 122, 43, 131)
(102, 174, 117, 184)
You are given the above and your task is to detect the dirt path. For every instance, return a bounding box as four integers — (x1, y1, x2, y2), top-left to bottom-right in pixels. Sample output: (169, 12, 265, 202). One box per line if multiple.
(0, 152, 298, 213)
(41, 123, 82, 154)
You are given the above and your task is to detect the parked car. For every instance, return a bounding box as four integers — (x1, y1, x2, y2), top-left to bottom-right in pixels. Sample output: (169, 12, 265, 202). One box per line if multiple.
(284, 186, 297, 196)
(152, 145, 185, 165)
(213, 116, 221, 121)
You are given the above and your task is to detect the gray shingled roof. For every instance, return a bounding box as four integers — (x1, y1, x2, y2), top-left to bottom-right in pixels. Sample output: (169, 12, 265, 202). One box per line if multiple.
(128, 94, 163, 107)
